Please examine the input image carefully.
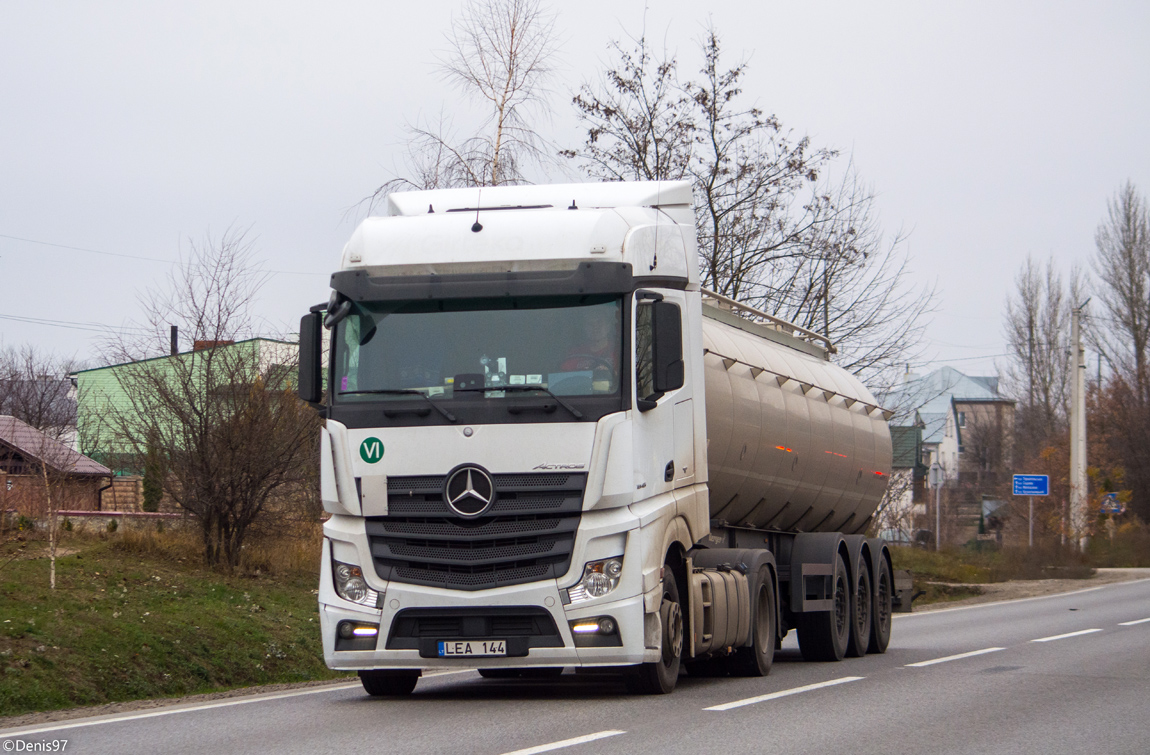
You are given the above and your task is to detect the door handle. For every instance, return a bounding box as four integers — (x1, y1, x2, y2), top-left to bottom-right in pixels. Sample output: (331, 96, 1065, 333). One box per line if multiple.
(664, 461, 674, 482)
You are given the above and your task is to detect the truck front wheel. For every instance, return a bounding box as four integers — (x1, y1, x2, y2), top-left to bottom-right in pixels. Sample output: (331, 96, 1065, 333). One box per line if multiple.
(729, 567, 776, 677)
(359, 669, 420, 696)
(626, 572, 683, 694)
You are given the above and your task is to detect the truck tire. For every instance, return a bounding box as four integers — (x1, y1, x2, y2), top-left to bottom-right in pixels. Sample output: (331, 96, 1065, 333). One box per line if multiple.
(626, 572, 683, 694)
(729, 567, 776, 677)
(846, 557, 872, 658)
(797, 552, 850, 662)
(868, 558, 893, 654)
(359, 669, 420, 696)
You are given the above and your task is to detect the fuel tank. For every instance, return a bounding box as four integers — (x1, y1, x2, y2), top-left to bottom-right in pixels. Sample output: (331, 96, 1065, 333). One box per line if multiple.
(701, 304, 892, 534)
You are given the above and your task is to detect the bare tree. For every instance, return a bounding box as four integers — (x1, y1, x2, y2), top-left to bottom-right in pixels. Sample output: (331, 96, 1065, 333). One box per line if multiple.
(1090, 182, 1150, 520)
(566, 26, 933, 388)
(91, 229, 321, 569)
(0, 345, 78, 436)
(563, 33, 694, 182)
(1092, 181, 1150, 402)
(1002, 256, 1079, 450)
(371, 0, 558, 200)
(0, 346, 89, 587)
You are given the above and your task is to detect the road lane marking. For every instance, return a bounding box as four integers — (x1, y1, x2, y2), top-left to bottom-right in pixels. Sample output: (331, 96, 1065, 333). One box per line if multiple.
(704, 676, 864, 711)
(905, 647, 1005, 667)
(1031, 628, 1103, 642)
(0, 683, 363, 737)
(1119, 618, 1150, 626)
(499, 730, 625, 755)
(0, 669, 479, 738)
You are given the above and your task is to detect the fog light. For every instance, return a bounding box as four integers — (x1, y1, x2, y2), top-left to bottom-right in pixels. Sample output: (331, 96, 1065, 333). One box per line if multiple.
(336, 621, 380, 649)
(567, 616, 622, 648)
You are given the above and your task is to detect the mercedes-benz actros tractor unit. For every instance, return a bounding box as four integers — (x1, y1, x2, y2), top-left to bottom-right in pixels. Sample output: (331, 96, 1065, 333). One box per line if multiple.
(297, 180, 896, 696)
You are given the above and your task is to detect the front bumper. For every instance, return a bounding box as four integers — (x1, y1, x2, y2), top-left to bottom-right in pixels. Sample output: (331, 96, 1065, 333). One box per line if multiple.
(322, 582, 651, 670)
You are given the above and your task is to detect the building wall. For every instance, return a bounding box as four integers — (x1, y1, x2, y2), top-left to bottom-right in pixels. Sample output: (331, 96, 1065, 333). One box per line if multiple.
(75, 339, 292, 473)
(1, 475, 105, 518)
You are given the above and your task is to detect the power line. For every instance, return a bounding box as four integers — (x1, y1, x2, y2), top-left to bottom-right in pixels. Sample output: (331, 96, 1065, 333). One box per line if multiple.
(0, 312, 153, 335)
(0, 232, 325, 277)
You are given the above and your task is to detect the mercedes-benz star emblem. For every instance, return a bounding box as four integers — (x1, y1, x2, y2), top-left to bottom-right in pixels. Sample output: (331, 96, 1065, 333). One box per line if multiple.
(444, 465, 496, 518)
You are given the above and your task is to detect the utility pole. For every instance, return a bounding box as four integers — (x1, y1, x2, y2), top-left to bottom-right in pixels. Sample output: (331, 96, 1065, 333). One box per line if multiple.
(929, 462, 943, 552)
(1069, 301, 1090, 551)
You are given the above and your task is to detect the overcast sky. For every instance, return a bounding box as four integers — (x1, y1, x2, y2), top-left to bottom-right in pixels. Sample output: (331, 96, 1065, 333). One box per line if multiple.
(2, 1, 1148, 383)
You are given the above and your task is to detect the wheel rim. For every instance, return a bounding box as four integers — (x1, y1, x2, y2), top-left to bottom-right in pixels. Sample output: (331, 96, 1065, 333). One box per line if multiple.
(856, 573, 871, 638)
(876, 568, 891, 631)
(661, 597, 683, 665)
(755, 587, 770, 656)
(833, 576, 848, 636)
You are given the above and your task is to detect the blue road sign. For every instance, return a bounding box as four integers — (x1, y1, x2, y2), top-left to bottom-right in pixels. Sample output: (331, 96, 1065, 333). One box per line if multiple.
(1100, 493, 1125, 515)
(1013, 474, 1050, 496)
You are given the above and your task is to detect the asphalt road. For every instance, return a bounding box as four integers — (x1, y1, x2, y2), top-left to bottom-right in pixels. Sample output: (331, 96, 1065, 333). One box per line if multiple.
(4, 578, 1149, 755)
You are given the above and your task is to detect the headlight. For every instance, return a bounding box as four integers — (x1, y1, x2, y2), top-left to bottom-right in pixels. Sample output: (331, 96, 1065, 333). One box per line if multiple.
(566, 557, 624, 603)
(333, 560, 381, 608)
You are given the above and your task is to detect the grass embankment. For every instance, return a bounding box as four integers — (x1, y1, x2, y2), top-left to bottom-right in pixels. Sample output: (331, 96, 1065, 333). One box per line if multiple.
(0, 526, 346, 718)
(890, 544, 1105, 606)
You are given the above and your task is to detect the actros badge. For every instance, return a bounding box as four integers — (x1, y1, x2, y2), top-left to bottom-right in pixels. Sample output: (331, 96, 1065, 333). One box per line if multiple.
(443, 464, 496, 518)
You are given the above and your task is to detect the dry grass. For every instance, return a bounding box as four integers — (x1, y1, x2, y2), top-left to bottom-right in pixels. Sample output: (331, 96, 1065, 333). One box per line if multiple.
(110, 521, 324, 577)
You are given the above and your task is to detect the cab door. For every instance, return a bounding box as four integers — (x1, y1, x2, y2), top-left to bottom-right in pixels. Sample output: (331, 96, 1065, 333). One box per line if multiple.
(631, 290, 691, 501)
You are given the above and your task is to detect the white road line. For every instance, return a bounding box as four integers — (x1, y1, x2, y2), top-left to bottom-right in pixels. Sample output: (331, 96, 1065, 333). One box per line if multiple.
(498, 730, 625, 755)
(0, 669, 479, 738)
(1119, 617, 1150, 626)
(704, 676, 864, 712)
(1031, 628, 1103, 643)
(905, 647, 1005, 667)
(0, 683, 363, 737)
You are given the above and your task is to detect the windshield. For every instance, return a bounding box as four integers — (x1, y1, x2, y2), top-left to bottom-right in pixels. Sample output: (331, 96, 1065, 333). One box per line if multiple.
(333, 296, 623, 405)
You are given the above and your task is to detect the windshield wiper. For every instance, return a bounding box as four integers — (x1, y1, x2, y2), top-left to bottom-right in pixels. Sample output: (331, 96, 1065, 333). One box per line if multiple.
(339, 389, 457, 423)
(454, 385, 583, 420)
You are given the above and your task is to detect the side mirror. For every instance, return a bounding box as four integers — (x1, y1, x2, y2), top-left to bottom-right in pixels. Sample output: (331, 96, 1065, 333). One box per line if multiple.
(636, 297, 684, 411)
(298, 312, 323, 405)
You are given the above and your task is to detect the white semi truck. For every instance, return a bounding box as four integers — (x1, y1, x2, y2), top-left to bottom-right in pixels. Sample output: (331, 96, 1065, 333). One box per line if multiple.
(297, 181, 897, 696)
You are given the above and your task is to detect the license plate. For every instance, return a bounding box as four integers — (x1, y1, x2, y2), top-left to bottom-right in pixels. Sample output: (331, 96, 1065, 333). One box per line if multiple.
(437, 640, 507, 657)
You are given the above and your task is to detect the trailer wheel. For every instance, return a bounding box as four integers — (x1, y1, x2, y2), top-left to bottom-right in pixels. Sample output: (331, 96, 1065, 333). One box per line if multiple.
(797, 552, 850, 662)
(359, 669, 420, 696)
(868, 558, 893, 654)
(729, 567, 776, 677)
(626, 572, 683, 694)
(846, 558, 872, 658)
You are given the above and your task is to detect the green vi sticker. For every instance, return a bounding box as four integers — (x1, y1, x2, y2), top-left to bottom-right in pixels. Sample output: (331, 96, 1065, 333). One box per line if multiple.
(359, 437, 384, 464)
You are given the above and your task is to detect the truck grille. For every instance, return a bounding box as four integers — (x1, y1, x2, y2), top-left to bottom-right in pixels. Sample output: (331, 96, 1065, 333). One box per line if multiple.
(366, 473, 585, 591)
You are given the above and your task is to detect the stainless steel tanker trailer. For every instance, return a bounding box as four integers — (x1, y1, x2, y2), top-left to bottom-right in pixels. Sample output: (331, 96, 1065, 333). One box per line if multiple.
(296, 180, 900, 696)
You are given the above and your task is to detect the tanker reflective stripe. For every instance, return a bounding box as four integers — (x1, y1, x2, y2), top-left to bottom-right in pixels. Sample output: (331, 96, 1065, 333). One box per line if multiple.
(360, 437, 384, 464)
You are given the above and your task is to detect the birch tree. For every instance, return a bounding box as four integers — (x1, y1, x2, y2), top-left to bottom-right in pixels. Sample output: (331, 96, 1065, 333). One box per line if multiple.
(372, 0, 559, 200)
